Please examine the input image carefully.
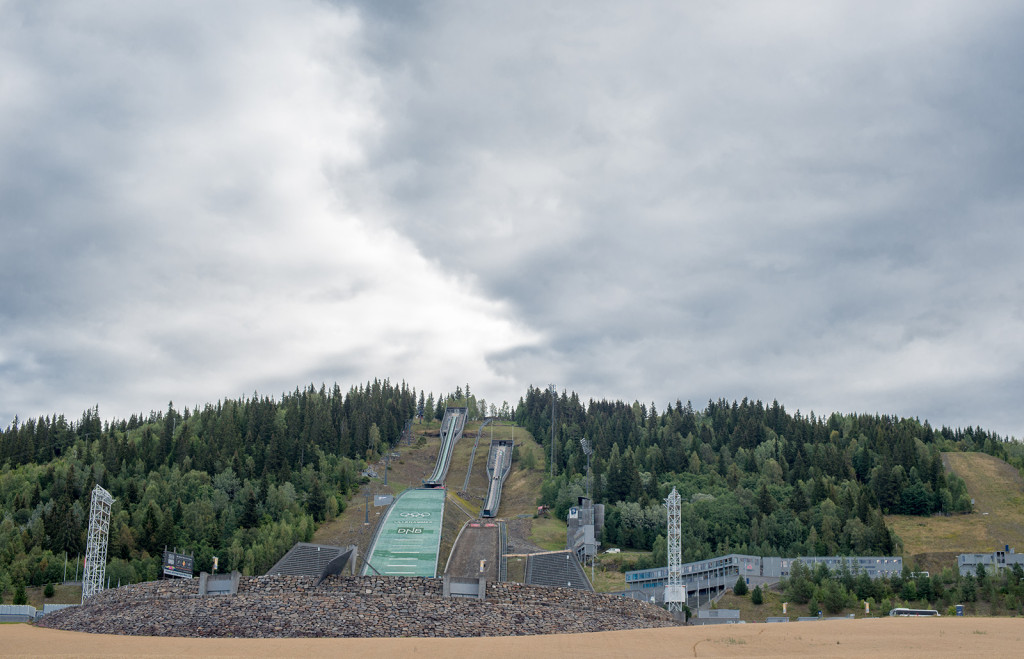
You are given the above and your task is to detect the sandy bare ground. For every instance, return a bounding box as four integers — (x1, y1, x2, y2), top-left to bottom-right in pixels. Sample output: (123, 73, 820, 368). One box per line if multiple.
(5, 617, 1024, 658)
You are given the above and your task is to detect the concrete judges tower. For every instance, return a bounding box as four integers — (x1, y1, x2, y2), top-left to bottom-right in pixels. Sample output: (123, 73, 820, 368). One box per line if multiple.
(82, 485, 114, 603)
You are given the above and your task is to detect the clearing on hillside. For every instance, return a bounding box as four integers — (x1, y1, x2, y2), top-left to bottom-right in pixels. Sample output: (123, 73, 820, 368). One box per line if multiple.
(311, 419, 547, 566)
(886, 452, 1024, 573)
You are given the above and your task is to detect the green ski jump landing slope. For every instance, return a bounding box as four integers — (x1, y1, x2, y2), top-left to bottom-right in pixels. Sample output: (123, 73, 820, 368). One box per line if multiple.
(362, 488, 446, 577)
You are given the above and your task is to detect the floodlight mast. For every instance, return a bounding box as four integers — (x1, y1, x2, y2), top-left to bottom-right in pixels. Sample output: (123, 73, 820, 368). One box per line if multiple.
(549, 384, 556, 477)
(580, 437, 593, 499)
(82, 485, 114, 604)
(664, 487, 684, 613)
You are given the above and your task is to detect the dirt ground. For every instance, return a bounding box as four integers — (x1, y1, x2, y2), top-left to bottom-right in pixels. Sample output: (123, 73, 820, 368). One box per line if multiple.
(505, 515, 545, 554)
(5, 617, 1024, 657)
(444, 523, 500, 580)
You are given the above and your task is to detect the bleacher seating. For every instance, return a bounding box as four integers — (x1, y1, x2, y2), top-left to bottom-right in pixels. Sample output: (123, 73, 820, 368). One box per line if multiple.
(265, 543, 351, 577)
(525, 551, 593, 591)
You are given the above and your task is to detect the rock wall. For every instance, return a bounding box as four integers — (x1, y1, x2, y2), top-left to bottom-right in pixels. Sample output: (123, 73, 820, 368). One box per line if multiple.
(39, 575, 679, 638)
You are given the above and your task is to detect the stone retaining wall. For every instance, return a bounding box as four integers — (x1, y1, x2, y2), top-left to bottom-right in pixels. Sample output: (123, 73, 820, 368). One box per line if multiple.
(39, 575, 679, 638)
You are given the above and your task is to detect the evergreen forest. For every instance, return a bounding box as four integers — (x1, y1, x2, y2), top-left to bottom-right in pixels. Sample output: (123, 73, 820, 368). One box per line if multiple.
(0, 380, 416, 595)
(518, 387, 1022, 562)
(2, 380, 1023, 609)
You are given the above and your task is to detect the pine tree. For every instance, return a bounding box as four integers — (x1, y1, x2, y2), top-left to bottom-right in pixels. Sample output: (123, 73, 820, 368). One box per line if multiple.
(308, 477, 327, 522)
(424, 393, 435, 422)
(756, 482, 777, 515)
(790, 483, 809, 515)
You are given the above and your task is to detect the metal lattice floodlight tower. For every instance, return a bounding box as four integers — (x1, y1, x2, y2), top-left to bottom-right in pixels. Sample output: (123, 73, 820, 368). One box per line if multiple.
(580, 437, 593, 499)
(82, 484, 114, 603)
(664, 487, 685, 613)
(549, 384, 556, 477)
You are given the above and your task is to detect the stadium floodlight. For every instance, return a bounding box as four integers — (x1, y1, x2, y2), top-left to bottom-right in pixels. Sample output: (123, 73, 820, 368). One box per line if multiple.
(549, 384, 556, 477)
(82, 485, 114, 603)
(579, 437, 596, 582)
(664, 487, 684, 614)
(580, 437, 593, 499)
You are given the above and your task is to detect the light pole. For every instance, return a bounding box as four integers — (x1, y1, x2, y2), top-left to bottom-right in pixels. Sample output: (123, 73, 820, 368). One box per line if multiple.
(580, 437, 593, 500)
(549, 384, 556, 477)
(579, 438, 595, 588)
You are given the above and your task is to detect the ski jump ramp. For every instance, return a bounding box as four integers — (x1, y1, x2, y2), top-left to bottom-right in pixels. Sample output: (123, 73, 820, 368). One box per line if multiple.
(361, 488, 447, 577)
(424, 407, 466, 487)
(363, 408, 466, 576)
(481, 439, 513, 518)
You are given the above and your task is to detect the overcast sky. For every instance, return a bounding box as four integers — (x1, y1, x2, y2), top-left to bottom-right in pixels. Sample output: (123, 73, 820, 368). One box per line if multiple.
(2, 1, 1022, 438)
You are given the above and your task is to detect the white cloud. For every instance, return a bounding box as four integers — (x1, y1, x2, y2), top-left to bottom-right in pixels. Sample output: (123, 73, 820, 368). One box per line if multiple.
(0, 1, 539, 422)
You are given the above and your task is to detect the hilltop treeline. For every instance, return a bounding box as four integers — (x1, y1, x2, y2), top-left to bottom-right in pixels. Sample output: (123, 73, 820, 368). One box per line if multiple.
(0, 380, 417, 596)
(518, 387, 1020, 563)
(1, 379, 1019, 600)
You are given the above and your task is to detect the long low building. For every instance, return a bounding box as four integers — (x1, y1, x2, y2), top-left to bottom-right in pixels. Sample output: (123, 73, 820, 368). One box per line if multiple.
(958, 545, 1024, 576)
(785, 555, 903, 579)
(624, 553, 902, 605)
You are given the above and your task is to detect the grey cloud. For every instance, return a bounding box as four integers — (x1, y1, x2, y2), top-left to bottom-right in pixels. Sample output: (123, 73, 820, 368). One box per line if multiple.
(4, 1, 1023, 437)
(338, 1, 1024, 434)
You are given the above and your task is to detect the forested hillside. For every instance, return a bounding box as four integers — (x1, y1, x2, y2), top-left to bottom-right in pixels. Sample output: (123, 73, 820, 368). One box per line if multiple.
(0, 380, 416, 595)
(2, 379, 1021, 604)
(518, 387, 1023, 564)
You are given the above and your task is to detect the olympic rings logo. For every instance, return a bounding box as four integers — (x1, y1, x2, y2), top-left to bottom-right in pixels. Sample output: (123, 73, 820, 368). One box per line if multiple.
(399, 512, 432, 518)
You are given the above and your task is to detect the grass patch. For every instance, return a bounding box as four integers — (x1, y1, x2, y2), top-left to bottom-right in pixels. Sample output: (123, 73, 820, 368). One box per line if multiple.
(716, 588, 789, 622)
(715, 585, 878, 621)
(590, 564, 628, 593)
(505, 556, 527, 583)
(447, 489, 480, 517)
(23, 583, 81, 608)
(719, 637, 746, 645)
(886, 452, 1024, 561)
(529, 516, 569, 551)
(597, 549, 653, 572)
(489, 425, 546, 517)
(583, 549, 656, 593)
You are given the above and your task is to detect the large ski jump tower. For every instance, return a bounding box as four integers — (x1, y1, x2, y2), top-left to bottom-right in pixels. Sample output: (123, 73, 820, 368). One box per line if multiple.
(664, 487, 685, 613)
(82, 484, 114, 603)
